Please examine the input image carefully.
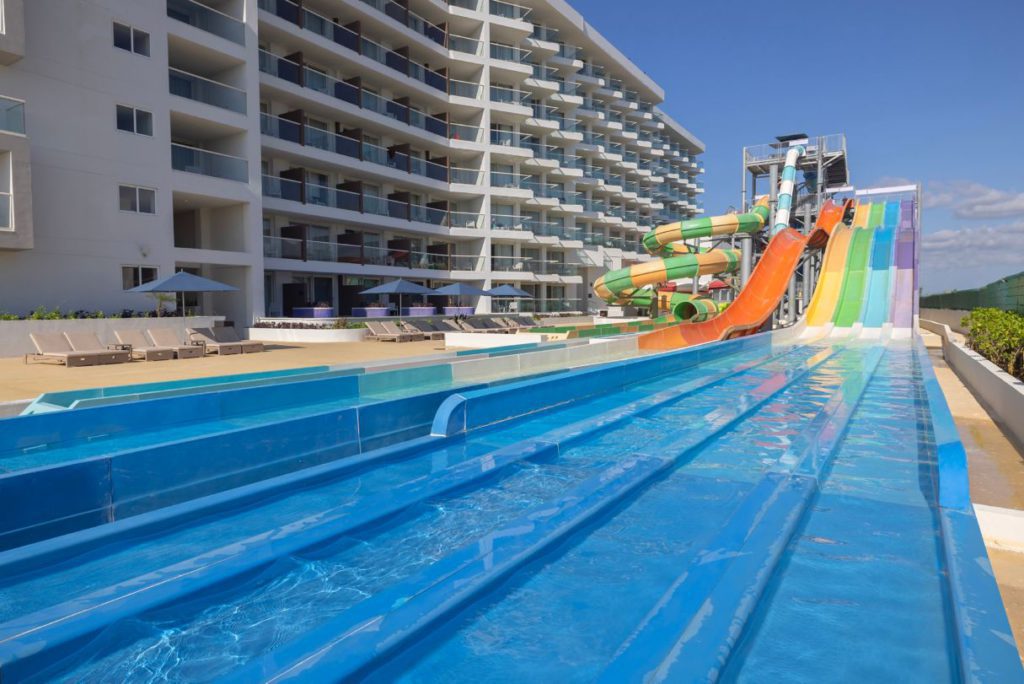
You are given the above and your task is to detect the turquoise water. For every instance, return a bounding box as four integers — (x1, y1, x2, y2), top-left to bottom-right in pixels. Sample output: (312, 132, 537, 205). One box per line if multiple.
(0, 340, 981, 681)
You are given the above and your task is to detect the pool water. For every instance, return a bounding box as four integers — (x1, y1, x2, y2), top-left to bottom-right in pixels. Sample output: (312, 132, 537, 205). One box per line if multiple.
(0, 338, 1014, 682)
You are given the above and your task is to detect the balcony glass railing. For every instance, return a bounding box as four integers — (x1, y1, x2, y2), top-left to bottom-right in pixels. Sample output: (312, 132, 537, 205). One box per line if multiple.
(359, 0, 446, 46)
(489, 0, 531, 20)
(169, 68, 246, 113)
(171, 144, 247, 181)
(0, 97, 25, 134)
(263, 175, 481, 229)
(167, 0, 245, 44)
(490, 171, 530, 188)
(258, 0, 446, 91)
(530, 26, 559, 42)
(490, 42, 530, 63)
(489, 129, 524, 146)
(449, 34, 481, 55)
(556, 44, 580, 60)
(448, 0, 479, 9)
(491, 255, 538, 272)
(489, 214, 531, 231)
(261, 113, 477, 185)
(449, 79, 483, 99)
(259, 51, 460, 140)
(490, 85, 530, 104)
(265, 236, 484, 270)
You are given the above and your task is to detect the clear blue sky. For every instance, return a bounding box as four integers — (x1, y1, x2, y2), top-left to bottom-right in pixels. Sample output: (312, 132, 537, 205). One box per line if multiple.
(569, 0, 1024, 293)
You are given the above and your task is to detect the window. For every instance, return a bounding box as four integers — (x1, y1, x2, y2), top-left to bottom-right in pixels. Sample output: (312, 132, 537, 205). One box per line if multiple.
(113, 22, 150, 56)
(119, 184, 156, 214)
(116, 105, 153, 136)
(121, 265, 158, 290)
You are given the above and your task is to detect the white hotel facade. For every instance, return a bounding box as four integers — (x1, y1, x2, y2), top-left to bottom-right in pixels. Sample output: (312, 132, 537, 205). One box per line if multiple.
(0, 0, 703, 324)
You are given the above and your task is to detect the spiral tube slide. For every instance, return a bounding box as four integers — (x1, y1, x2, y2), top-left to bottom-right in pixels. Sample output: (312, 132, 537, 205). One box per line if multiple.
(593, 197, 770, 314)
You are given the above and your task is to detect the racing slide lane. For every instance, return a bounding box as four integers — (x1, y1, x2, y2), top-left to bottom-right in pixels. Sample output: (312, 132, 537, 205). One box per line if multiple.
(831, 203, 882, 327)
(803, 203, 865, 327)
(860, 201, 899, 326)
(638, 200, 850, 351)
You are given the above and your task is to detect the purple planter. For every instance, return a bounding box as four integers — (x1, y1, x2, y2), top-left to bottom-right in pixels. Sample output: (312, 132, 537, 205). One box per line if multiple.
(401, 307, 436, 316)
(352, 307, 389, 318)
(444, 306, 476, 316)
(292, 307, 334, 319)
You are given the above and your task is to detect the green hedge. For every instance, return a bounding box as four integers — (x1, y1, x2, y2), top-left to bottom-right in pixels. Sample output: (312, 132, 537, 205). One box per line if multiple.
(961, 308, 1024, 380)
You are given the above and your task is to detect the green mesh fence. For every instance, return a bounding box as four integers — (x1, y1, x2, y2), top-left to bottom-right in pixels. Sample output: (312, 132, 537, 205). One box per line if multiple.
(921, 270, 1024, 314)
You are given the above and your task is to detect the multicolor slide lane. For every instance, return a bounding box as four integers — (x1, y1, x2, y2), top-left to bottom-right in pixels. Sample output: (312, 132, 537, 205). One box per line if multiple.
(860, 201, 900, 326)
(832, 202, 883, 326)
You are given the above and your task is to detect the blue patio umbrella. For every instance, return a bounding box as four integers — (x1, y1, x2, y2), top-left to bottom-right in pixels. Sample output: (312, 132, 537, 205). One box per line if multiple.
(486, 284, 533, 313)
(486, 284, 533, 298)
(431, 283, 490, 311)
(129, 271, 237, 315)
(359, 279, 435, 318)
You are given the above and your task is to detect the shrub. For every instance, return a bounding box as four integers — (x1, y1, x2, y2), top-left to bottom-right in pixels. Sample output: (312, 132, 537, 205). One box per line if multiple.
(962, 307, 1024, 380)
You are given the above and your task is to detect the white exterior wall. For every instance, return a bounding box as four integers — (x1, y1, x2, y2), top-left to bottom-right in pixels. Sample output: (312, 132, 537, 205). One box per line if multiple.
(0, 0, 703, 324)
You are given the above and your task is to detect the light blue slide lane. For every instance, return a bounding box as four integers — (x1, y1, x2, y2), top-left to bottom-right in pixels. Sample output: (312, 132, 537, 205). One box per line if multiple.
(860, 201, 899, 327)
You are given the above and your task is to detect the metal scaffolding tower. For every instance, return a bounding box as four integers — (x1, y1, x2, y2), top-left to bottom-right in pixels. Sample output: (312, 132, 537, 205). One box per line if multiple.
(736, 133, 850, 328)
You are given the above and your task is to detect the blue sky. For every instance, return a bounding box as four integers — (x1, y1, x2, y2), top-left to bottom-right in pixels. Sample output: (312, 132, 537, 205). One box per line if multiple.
(569, 0, 1024, 293)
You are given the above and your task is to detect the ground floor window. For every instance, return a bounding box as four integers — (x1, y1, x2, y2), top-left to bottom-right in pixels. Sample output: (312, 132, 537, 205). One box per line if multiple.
(121, 265, 157, 290)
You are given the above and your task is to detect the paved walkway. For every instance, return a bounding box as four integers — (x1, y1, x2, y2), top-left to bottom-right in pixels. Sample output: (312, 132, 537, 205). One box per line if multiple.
(0, 340, 448, 403)
(922, 330, 1024, 661)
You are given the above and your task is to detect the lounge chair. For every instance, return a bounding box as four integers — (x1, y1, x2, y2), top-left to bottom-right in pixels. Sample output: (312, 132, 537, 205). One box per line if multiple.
(466, 318, 510, 333)
(186, 327, 243, 355)
(403, 320, 446, 340)
(25, 333, 110, 367)
(365, 321, 418, 342)
(146, 328, 206, 359)
(62, 331, 133, 364)
(439, 319, 468, 332)
(113, 329, 175, 361)
(209, 325, 264, 353)
(382, 321, 424, 341)
(496, 317, 526, 331)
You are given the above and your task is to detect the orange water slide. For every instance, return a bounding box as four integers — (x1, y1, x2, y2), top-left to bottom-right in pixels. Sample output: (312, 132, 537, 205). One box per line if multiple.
(638, 199, 851, 351)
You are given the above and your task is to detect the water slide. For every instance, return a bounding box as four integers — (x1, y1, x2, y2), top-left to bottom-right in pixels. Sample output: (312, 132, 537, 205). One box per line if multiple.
(592, 197, 771, 320)
(859, 202, 899, 326)
(638, 198, 849, 350)
(803, 195, 918, 334)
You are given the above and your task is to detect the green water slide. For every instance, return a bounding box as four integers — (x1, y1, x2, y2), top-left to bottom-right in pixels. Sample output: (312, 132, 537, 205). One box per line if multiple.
(832, 203, 884, 326)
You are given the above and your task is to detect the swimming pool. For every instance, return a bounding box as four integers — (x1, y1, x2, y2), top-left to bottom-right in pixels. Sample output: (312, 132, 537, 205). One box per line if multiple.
(0, 334, 1018, 681)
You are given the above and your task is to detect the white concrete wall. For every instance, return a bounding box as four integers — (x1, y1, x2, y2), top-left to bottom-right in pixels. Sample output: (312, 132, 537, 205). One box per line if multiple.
(922, 319, 1024, 453)
(920, 308, 970, 335)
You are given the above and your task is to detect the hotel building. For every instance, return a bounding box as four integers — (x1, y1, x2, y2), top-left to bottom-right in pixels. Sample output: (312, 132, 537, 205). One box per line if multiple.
(0, 0, 703, 323)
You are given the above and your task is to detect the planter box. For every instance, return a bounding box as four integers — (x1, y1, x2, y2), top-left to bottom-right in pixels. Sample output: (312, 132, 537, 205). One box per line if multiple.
(922, 318, 1024, 452)
(352, 307, 389, 317)
(0, 316, 224, 358)
(443, 306, 476, 316)
(292, 307, 334, 319)
(246, 327, 367, 344)
(401, 306, 436, 316)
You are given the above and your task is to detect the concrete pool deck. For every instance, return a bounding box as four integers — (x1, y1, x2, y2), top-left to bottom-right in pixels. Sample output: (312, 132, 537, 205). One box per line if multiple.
(922, 330, 1024, 661)
(0, 340, 449, 403)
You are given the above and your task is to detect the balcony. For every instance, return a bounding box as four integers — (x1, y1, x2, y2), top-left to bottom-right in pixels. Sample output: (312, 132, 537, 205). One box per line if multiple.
(261, 114, 467, 185)
(169, 68, 246, 114)
(490, 42, 530, 64)
(262, 175, 483, 229)
(264, 236, 484, 271)
(489, 0, 531, 21)
(258, 0, 446, 92)
(0, 97, 25, 134)
(489, 85, 530, 106)
(449, 79, 484, 99)
(171, 144, 248, 182)
(359, 0, 447, 47)
(167, 0, 245, 45)
(259, 51, 461, 140)
(449, 34, 481, 56)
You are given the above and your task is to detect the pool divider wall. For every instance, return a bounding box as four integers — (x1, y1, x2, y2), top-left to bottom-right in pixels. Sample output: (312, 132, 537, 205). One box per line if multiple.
(0, 337, 640, 551)
(915, 338, 1024, 680)
(433, 332, 773, 437)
